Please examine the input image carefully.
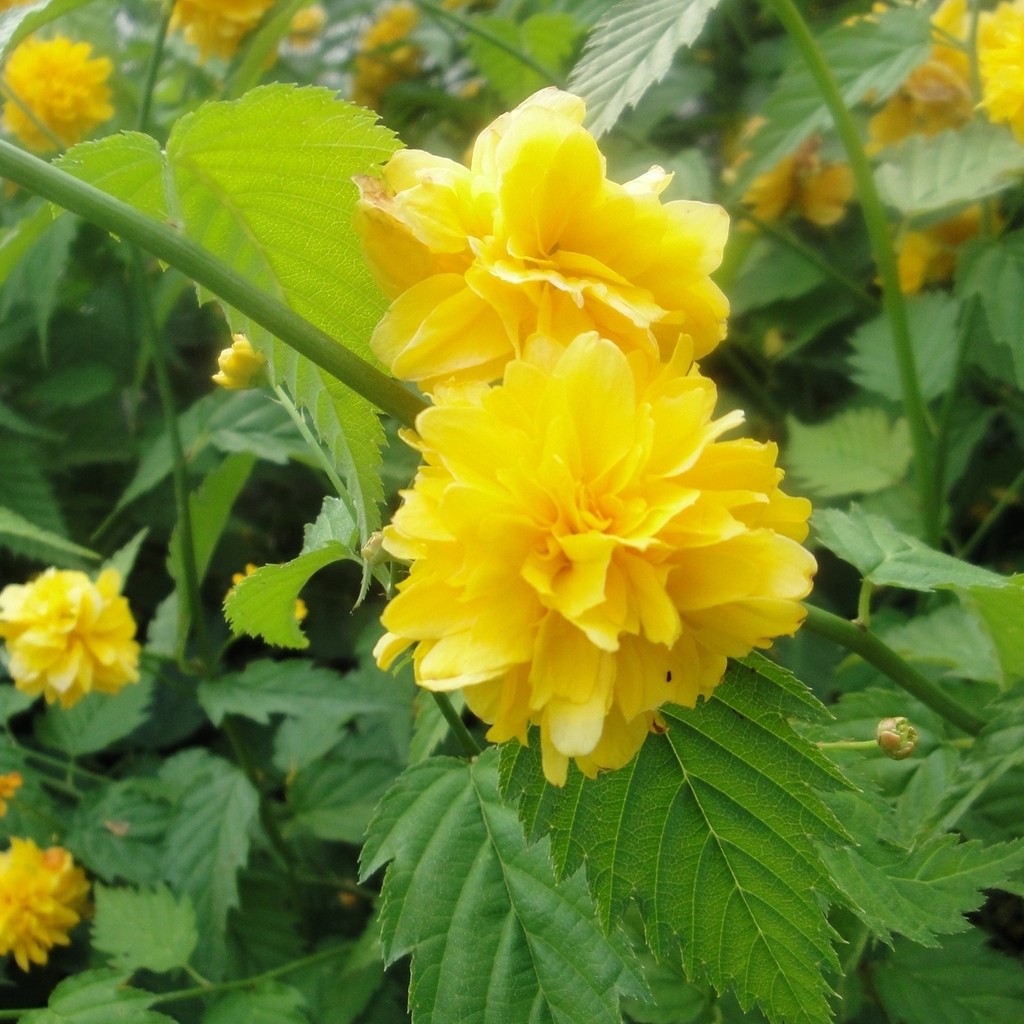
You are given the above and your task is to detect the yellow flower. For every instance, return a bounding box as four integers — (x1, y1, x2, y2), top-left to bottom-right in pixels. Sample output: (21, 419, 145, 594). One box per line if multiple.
(212, 334, 267, 390)
(897, 206, 984, 294)
(0, 838, 90, 972)
(374, 333, 815, 785)
(1, 36, 113, 153)
(740, 133, 854, 227)
(352, 2, 422, 110)
(287, 3, 327, 52)
(355, 88, 730, 392)
(0, 568, 140, 708)
(866, 0, 973, 152)
(231, 564, 307, 622)
(170, 0, 276, 61)
(979, 1, 1024, 141)
(0, 773, 22, 818)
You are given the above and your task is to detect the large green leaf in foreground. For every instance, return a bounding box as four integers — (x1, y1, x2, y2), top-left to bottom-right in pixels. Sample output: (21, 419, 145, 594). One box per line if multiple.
(57, 86, 400, 538)
(360, 748, 647, 1024)
(501, 655, 852, 1024)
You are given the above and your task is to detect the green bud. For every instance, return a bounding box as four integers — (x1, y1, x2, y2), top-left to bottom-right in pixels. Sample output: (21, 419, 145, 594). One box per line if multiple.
(876, 716, 919, 760)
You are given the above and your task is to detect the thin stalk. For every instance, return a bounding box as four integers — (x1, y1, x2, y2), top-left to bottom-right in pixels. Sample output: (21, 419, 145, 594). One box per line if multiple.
(0, 83, 65, 152)
(0, 139, 427, 429)
(414, 0, 564, 87)
(763, 0, 939, 545)
(960, 463, 1024, 559)
(130, 249, 212, 668)
(273, 385, 349, 500)
(432, 692, 481, 757)
(803, 605, 987, 735)
(137, 2, 174, 134)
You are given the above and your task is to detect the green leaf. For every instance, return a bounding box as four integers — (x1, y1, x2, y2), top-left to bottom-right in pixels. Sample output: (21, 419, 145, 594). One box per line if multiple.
(468, 14, 581, 107)
(203, 982, 309, 1024)
(570, 0, 718, 137)
(812, 507, 1007, 591)
(0, 505, 99, 563)
(199, 659, 400, 727)
(409, 687, 467, 763)
(875, 123, 1024, 215)
(93, 885, 198, 974)
(35, 675, 154, 756)
(224, 496, 362, 648)
(0, 438, 67, 544)
(872, 931, 1024, 1024)
(501, 655, 851, 1024)
(60, 86, 401, 540)
(735, 6, 933, 191)
(0, 0, 104, 58)
(961, 577, 1024, 686)
(361, 747, 647, 1024)
(294, 932, 386, 1024)
(162, 751, 260, 978)
(729, 237, 828, 316)
(820, 790, 1024, 946)
(18, 969, 175, 1024)
(958, 230, 1024, 388)
(785, 408, 913, 499)
(847, 293, 959, 401)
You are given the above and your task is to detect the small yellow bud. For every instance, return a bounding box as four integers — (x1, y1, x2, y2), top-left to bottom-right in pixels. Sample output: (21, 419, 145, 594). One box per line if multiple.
(361, 531, 386, 565)
(876, 717, 919, 760)
(212, 335, 267, 390)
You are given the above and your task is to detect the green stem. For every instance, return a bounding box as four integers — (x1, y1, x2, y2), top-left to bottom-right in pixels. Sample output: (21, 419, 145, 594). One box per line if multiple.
(432, 692, 481, 757)
(960, 463, 1024, 559)
(0, 83, 65, 153)
(763, 0, 939, 545)
(0, 139, 427, 429)
(803, 605, 987, 735)
(273, 385, 349, 502)
(815, 739, 879, 752)
(138, 2, 174, 134)
(414, 0, 564, 88)
(130, 249, 212, 669)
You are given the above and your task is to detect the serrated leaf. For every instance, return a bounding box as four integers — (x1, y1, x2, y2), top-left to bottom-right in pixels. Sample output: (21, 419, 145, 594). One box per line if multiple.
(360, 748, 646, 1024)
(59, 86, 401, 541)
(0, 505, 99, 563)
(0, 438, 66, 542)
(93, 885, 198, 974)
(735, 6, 933, 192)
(296, 932, 387, 1024)
(961, 577, 1024, 686)
(812, 507, 1007, 591)
(785, 408, 913, 499)
(35, 675, 154, 756)
(468, 14, 581, 107)
(875, 122, 1024, 215)
(162, 751, 260, 978)
(847, 293, 959, 401)
(203, 981, 309, 1024)
(198, 659, 399, 726)
(500, 655, 852, 1024)
(872, 931, 1024, 1024)
(958, 230, 1024, 388)
(820, 790, 1024, 946)
(570, 0, 718, 137)
(18, 969, 174, 1024)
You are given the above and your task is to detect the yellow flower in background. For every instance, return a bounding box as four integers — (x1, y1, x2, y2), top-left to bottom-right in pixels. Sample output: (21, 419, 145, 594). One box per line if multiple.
(1, 36, 113, 153)
(0, 839, 90, 971)
(0, 773, 22, 818)
(212, 334, 267, 390)
(0, 568, 140, 708)
(979, 1, 1024, 141)
(897, 206, 984, 294)
(866, 0, 972, 152)
(231, 564, 308, 622)
(374, 333, 815, 786)
(352, 2, 422, 110)
(740, 133, 854, 226)
(287, 3, 327, 52)
(170, 0, 276, 61)
(355, 88, 730, 392)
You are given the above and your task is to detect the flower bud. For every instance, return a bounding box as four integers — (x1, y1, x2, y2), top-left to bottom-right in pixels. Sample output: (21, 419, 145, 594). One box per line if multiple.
(876, 716, 919, 760)
(212, 334, 267, 390)
(361, 531, 386, 565)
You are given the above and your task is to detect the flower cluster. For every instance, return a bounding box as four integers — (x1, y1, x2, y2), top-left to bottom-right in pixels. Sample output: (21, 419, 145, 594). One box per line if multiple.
(979, 0, 1024, 141)
(0, 568, 140, 708)
(1, 36, 113, 153)
(359, 90, 815, 785)
(0, 839, 90, 972)
(170, 0, 276, 62)
(355, 89, 729, 393)
(352, 2, 422, 110)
